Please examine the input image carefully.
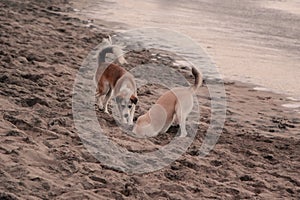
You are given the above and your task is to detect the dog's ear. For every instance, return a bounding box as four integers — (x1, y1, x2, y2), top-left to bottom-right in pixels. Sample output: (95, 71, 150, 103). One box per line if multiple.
(130, 95, 138, 105)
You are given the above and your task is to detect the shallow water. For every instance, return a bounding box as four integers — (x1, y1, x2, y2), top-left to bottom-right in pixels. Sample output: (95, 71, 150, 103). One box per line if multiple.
(72, 0, 300, 99)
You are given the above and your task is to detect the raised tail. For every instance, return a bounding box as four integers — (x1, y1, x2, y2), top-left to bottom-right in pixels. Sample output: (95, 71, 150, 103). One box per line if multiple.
(98, 36, 128, 65)
(190, 66, 202, 91)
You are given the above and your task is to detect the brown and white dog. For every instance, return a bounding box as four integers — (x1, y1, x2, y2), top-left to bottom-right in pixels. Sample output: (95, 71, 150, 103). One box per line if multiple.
(132, 67, 201, 137)
(95, 38, 138, 125)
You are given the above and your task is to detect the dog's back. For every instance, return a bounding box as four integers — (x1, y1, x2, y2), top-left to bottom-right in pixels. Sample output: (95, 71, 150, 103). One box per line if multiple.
(96, 63, 126, 88)
(95, 37, 128, 88)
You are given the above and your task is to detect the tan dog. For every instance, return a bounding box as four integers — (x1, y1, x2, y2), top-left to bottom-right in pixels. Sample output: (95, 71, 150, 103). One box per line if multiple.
(95, 38, 138, 125)
(133, 67, 201, 137)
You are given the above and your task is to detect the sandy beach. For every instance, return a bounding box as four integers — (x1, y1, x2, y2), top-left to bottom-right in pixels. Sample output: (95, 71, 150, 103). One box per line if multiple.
(0, 0, 300, 199)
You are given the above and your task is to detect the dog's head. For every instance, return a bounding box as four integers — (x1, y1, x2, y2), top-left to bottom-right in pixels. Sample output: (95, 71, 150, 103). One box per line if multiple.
(115, 94, 138, 124)
(132, 104, 166, 137)
(132, 113, 149, 135)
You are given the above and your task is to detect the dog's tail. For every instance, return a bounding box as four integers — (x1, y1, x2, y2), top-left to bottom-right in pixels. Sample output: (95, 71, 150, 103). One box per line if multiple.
(98, 36, 128, 65)
(190, 66, 202, 91)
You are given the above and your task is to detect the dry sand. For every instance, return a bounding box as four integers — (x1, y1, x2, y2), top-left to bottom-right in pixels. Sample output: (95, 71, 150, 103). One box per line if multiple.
(0, 0, 300, 199)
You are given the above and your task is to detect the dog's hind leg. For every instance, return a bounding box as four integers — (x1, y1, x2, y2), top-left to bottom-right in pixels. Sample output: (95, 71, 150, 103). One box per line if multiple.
(179, 116, 188, 137)
(96, 92, 104, 110)
(103, 88, 113, 113)
(96, 82, 109, 110)
(175, 105, 188, 137)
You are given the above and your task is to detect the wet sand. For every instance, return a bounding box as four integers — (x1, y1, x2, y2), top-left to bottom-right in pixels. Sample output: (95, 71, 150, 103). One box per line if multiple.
(71, 0, 300, 99)
(0, 0, 300, 199)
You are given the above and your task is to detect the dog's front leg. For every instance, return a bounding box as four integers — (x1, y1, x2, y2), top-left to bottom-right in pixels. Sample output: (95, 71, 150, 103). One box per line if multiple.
(103, 88, 113, 113)
(128, 105, 136, 125)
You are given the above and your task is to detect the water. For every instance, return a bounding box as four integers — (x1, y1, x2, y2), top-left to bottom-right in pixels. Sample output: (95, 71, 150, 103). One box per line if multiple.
(72, 0, 300, 99)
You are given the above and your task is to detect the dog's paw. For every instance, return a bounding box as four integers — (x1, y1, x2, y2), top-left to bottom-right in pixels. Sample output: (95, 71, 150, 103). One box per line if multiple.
(179, 131, 187, 138)
(96, 104, 103, 110)
(97, 107, 104, 112)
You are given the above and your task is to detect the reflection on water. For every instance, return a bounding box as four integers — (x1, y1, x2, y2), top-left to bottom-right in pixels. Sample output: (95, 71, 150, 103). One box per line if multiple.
(72, 0, 300, 98)
(264, 0, 300, 16)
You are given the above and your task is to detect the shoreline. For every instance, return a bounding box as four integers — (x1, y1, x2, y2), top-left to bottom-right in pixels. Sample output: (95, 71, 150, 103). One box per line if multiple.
(0, 0, 300, 199)
(70, 1, 300, 112)
(70, 0, 300, 100)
